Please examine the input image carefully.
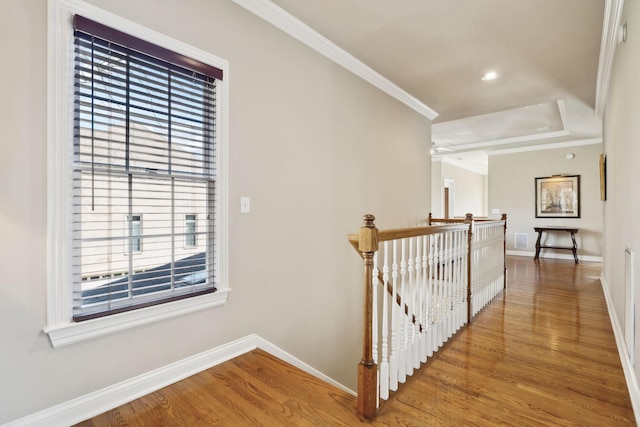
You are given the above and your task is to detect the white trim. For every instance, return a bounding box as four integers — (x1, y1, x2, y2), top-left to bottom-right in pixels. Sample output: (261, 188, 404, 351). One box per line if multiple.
(231, 0, 438, 120)
(44, 290, 230, 347)
(600, 274, 640, 422)
(488, 138, 602, 156)
(437, 156, 487, 176)
(450, 130, 570, 152)
(557, 99, 569, 130)
(3, 335, 353, 427)
(595, 0, 625, 118)
(506, 250, 603, 263)
(45, 0, 230, 346)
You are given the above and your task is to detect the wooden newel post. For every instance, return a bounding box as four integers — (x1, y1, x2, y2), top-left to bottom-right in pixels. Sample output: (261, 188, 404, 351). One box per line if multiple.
(357, 214, 378, 420)
(464, 213, 474, 323)
(501, 213, 507, 289)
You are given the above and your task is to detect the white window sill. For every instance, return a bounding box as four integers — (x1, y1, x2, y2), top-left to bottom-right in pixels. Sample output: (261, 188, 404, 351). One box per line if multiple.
(44, 290, 230, 348)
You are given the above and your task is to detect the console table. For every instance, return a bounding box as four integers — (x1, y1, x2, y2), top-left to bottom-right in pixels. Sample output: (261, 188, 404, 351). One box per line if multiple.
(534, 226, 579, 263)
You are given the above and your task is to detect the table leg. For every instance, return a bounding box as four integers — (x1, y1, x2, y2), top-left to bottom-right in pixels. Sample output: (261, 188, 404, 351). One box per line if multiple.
(534, 230, 543, 260)
(570, 232, 579, 263)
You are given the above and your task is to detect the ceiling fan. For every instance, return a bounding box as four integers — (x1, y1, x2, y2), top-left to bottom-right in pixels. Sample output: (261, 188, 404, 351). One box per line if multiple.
(431, 141, 454, 154)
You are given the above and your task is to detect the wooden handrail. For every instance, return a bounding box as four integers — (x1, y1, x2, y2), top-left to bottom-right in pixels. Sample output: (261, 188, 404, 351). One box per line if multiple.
(349, 223, 468, 248)
(428, 212, 497, 225)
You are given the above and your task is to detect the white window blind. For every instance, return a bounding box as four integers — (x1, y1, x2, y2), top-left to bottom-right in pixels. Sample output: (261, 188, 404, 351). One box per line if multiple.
(72, 16, 222, 321)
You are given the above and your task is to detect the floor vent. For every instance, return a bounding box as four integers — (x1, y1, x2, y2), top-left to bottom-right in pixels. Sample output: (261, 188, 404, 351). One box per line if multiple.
(515, 233, 528, 249)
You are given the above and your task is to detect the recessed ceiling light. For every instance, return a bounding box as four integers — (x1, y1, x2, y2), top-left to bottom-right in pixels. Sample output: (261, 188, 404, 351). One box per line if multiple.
(481, 71, 499, 81)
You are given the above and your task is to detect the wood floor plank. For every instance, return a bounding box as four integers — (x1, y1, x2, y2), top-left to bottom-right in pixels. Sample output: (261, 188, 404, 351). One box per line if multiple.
(76, 257, 635, 426)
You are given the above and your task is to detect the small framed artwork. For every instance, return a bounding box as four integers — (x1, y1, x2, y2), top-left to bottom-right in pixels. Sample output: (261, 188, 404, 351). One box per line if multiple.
(535, 175, 580, 218)
(599, 153, 607, 201)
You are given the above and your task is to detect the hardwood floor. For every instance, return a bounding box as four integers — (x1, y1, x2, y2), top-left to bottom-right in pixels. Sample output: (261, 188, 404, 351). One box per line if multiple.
(76, 257, 635, 426)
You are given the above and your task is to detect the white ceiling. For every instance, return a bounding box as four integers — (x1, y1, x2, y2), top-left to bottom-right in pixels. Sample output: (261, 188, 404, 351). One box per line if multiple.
(265, 0, 606, 171)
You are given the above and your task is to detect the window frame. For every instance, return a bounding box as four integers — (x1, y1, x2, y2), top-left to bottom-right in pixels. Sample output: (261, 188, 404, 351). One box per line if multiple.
(45, 0, 229, 348)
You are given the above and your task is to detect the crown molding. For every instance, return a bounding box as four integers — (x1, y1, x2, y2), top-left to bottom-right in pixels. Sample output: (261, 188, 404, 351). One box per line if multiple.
(487, 138, 602, 156)
(595, 0, 625, 118)
(557, 99, 568, 130)
(232, 0, 438, 120)
(448, 129, 571, 152)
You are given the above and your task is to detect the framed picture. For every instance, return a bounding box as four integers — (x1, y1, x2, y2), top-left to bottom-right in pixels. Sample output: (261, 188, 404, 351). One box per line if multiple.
(535, 175, 580, 218)
(599, 153, 607, 201)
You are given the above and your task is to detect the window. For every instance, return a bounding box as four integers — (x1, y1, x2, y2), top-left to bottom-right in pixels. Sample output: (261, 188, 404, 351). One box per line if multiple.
(46, 1, 228, 346)
(124, 215, 143, 253)
(185, 214, 197, 247)
(72, 15, 221, 321)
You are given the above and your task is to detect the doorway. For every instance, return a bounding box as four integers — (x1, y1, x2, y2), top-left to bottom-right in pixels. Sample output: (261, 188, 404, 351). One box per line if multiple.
(443, 178, 454, 218)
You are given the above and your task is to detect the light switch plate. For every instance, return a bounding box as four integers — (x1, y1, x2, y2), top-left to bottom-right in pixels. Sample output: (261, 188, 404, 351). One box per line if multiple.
(240, 197, 250, 214)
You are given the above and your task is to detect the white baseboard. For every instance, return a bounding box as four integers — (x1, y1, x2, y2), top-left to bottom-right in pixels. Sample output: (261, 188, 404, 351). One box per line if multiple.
(254, 336, 356, 396)
(3, 334, 353, 427)
(600, 274, 640, 422)
(506, 250, 603, 263)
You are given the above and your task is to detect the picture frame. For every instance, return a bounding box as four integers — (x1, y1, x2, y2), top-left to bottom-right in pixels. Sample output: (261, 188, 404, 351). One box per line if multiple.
(535, 175, 580, 218)
(599, 153, 607, 201)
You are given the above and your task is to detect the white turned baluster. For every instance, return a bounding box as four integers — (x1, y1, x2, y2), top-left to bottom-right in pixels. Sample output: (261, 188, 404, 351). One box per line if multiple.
(442, 232, 449, 338)
(451, 231, 457, 329)
(389, 240, 399, 391)
(379, 242, 390, 400)
(420, 235, 428, 363)
(372, 251, 379, 408)
(451, 231, 459, 331)
(412, 236, 421, 370)
(427, 234, 435, 357)
(406, 237, 415, 376)
(438, 232, 445, 347)
(431, 233, 438, 353)
(398, 238, 407, 384)
(477, 227, 483, 311)
(446, 231, 454, 338)
(442, 233, 448, 343)
(456, 230, 464, 330)
(372, 251, 378, 366)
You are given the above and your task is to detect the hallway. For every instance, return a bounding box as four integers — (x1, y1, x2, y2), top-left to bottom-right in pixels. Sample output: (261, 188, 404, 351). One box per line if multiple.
(77, 256, 635, 426)
(373, 256, 635, 425)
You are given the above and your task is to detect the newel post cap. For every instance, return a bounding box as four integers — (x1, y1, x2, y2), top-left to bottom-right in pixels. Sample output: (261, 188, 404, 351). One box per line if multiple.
(359, 214, 378, 253)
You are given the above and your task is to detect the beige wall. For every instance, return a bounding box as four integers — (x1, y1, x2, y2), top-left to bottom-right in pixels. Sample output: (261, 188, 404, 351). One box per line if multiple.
(488, 144, 603, 259)
(431, 160, 487, 218)
(442, 161, 487, 217)
(0, 0, 431, 422)
(603, 0, 640, 379)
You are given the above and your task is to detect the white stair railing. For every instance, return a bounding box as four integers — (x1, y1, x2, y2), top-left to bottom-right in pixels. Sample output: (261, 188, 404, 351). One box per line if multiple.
(350, 213, 507, 420)
(470, 221, 506, 318)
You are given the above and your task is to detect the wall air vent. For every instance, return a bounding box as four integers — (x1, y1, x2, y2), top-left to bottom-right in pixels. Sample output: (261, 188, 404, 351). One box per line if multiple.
(515, 233, 528, 249)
